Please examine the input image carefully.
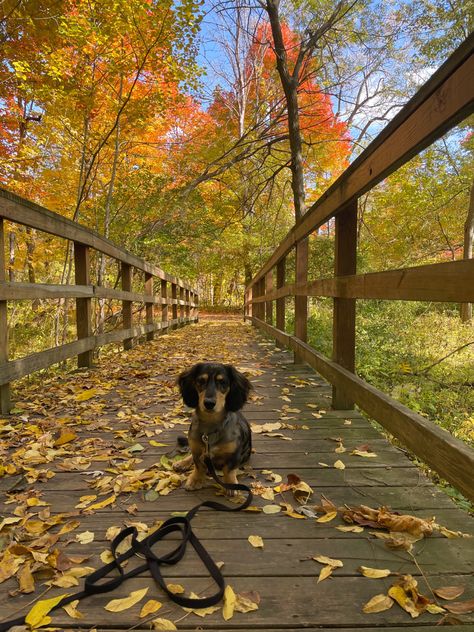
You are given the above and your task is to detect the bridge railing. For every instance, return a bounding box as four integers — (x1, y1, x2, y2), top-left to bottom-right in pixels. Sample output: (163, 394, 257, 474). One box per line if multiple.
(0, 189, 198, 413)
(245, 34, 474, 501)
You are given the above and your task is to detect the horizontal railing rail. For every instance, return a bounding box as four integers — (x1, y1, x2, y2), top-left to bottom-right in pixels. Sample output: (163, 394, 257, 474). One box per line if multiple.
(244, 33, 474, 502)
(0, 188, 199, 412)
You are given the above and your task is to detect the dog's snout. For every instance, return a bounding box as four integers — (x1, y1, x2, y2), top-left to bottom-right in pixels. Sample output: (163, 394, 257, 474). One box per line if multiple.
(204, 399, 216, 410)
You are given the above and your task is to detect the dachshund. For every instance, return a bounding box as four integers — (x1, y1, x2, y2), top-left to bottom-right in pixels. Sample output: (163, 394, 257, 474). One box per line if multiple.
(174, 362, 252, 493)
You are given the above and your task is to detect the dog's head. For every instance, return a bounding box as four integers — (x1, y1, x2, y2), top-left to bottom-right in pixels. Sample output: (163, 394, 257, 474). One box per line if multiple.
(177, 363, 251, 416)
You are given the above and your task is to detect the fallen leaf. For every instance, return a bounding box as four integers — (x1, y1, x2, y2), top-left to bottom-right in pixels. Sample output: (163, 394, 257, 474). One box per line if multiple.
(334, 460, 345, 470)
(76, 530, 94, 544)
(336, 525, 364, 533)
(443, 598, 474, 614)
(167, 583, 185, 594)
(426, 603, 446, 614)
(62, 599, 83, 619)
(313, 555, 343, 568)
(105, 587, 149, 612)
(358, 566, 391, 578)
(223, 585, 236, 620)
(317, 565, 333, 583)
(316, 511, 337, 523)
(75, 389, 97, 402)
(262, 504, 281, 514)
(351, 449, 378, 458)
(248, 535, 264, 548)
(434, 586, 465, 601)
(140, 599, 162, 617)
(86, 495, 116, 511)
(363, 594, 394, 613)
(234, 590, 260, 613)
(25, 594, 69, 629)
(152, 618, 178, 630)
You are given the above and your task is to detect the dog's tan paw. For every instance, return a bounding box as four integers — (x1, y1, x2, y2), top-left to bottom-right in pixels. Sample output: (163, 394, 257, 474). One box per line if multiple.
(173, 459, 192, 473)
(184, 474, 205, 490)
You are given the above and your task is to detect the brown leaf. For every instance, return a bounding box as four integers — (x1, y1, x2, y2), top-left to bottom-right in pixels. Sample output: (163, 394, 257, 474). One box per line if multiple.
(362, 594, 394, 613)
(443, 598, 474, 614)
(434, 585, 465, 601)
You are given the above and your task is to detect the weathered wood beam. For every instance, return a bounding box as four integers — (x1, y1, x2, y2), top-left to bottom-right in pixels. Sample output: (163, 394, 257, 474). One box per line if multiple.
(251, 316, 474, 502)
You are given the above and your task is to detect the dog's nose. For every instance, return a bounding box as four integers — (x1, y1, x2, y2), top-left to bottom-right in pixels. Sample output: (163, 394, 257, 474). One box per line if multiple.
(204, 399, 215, 410)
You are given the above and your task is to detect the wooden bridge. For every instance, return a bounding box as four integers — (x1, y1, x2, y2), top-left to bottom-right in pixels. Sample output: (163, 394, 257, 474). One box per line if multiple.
(0, 34, 473, 632)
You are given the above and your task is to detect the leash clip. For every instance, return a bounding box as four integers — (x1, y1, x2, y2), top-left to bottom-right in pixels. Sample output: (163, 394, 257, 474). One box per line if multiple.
(202, 433, 209, 456)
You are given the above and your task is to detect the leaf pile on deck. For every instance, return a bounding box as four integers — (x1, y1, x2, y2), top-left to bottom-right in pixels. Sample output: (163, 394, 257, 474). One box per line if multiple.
(0, 321, 472, 626)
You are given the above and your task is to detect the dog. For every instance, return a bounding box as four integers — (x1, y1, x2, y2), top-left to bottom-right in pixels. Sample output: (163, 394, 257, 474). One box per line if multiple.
(174, 362, 252, 493)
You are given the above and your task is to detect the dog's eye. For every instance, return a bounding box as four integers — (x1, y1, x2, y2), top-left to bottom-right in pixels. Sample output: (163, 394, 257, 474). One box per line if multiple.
(196, 377, 207, 387)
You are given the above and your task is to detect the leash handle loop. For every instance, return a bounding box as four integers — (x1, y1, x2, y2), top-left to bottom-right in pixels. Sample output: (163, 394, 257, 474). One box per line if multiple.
(0, 459, 253, 631)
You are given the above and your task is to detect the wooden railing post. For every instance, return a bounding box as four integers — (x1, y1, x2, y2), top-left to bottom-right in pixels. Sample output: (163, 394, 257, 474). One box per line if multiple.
(172, 283, 178, 326)
(265, 270, 273, 325)
(258, 278, 265, 321)
(247, 287, 253, 320)
(332, 200, 358, 409)
(194, 291, 199, 321)
(121, 262, 133, 350)
(145, 272, 154, 341)
(161, 279, 168, 327)
(0, 218, 10, 413)
(294, 238, 308, 363)
(276, 257, 286, 347)
(185, 289, 190, 321)
(179, 286, 185, 323)
(74, 242, 93, 368)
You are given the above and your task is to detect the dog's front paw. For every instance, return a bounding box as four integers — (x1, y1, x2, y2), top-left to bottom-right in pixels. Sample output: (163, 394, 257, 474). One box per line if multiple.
(173, 457, 192, 473)
(184, 473, 205, 490)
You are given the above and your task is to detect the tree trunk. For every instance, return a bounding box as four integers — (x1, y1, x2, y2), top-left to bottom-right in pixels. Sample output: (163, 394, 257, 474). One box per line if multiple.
(98, 73, 123, 333)
(460, 179, 474, 322)
(265, 0, 306, 222)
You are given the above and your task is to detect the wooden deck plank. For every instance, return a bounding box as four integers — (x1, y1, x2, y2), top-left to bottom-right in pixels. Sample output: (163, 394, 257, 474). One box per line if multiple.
(0, 320, 472, 631)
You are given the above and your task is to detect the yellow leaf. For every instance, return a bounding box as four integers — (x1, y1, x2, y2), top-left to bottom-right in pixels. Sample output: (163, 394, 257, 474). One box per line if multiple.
(388, 585, 420, 618)
(334, 460, 345, 469)
(150, 441, 169, 447)
(100, 550, 114, 564)
(313, 555, 343, 568)
(335, 525, 364, 533)
(358, 566, 391, 578)
(76, 530, 94, 544)
(87, 494, 116, 511)
(234, 591, 260, 613)
(317, 565, 333, 583)
(75, 389, 97, 401)
(316, 511, 337, 523)
(105, 587, 149, 612)
(351, 449, 378, 458)
(54, 429, 77, 446)
(25, 594, 69, 628)
(363, 594, 394, 613)
(335, 443, 346, 453)
(167, 583, 185, 594)
(18, 562, 35, 593)
(140, 599, 162, 617)
(62, 599, 83, 619)
(426, 603, 446, 614)
(248, 535, 264, 548)
(262, 504, 281, 514)
(223, 585, 236, 620)
(183, 593, 221, 616)
(152, 618, 178, 630)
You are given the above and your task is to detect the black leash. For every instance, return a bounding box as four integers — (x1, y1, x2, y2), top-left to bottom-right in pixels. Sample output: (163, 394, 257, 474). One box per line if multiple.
(0, 457, 252, 631)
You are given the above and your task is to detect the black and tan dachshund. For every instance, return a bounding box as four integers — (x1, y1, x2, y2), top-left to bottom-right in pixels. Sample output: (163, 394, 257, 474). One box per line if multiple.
(174, 362, 252, 492)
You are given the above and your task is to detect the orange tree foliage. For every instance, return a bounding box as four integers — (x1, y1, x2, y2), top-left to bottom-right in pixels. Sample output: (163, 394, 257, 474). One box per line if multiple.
(1, 5, 349, 310)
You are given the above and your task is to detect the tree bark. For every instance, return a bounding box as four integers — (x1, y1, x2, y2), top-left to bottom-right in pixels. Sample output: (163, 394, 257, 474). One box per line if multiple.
(265, 0, 306, 221)
(460, 179, 474, 322)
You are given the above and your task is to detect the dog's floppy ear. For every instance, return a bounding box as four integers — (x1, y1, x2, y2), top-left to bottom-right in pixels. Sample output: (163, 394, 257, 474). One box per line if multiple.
(225, 365, 251, 411)
(177, 364, 201, 408)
